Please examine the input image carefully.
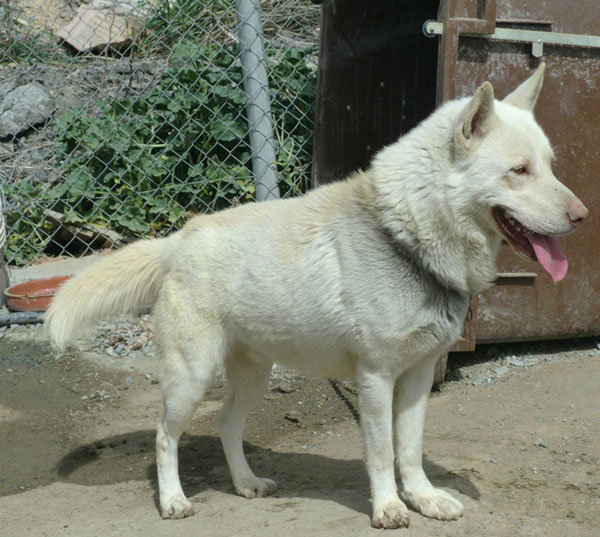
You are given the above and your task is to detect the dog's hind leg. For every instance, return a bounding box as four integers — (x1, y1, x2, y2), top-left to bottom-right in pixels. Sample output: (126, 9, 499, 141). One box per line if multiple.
(155, 313, 226, 519)
(218, 351, 276, 499)
(394, 357, 464, 521)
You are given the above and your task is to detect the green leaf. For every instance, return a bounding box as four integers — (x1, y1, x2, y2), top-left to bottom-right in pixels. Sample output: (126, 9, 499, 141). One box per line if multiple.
(208, 113, 246, 142)
(115, 205, 149, 234)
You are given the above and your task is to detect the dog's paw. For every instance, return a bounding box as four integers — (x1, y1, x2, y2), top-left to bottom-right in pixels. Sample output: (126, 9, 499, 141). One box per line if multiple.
(401, 487, 463, 521)
(236, 476, 278, 499)
(160, 495, 195, 519)
(371, 500, 411, 529)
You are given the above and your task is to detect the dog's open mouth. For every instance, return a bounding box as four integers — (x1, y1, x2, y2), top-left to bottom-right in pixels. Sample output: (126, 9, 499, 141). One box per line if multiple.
(492, 207, 568, 282)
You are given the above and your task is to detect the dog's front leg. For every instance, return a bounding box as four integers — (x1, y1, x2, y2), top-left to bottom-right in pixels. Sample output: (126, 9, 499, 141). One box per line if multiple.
(357, 365, 410, 529)
(394, 357, 464, 521)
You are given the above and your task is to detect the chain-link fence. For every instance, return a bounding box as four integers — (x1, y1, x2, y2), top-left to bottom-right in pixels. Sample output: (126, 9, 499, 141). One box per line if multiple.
(0, 0, 320, 265)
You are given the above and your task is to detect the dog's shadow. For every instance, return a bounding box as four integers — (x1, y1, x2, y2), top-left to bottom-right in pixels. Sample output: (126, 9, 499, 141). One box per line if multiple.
(56, 430, 480, 518)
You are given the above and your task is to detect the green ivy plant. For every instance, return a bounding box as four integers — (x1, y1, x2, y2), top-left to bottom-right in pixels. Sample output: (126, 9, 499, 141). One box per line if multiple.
(5, 41, 316, 264)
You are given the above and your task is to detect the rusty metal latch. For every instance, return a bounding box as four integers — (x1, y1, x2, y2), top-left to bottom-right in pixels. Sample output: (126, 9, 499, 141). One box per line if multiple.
(495, 272, 537, 286)
(423, 20, 600, 57)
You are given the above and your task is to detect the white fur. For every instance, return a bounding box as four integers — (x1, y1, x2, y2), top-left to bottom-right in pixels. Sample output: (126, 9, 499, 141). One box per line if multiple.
(45, 66, 585, 528)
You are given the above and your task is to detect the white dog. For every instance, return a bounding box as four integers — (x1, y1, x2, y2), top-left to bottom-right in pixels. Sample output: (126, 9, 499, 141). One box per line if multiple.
(46, 63, 587, 528)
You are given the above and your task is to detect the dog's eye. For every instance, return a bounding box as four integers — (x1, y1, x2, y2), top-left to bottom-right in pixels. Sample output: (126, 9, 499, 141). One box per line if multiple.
(512, 165, 528, 175)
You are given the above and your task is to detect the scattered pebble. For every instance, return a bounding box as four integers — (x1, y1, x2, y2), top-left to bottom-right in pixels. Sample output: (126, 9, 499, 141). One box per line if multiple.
(472, 375, 486, 386)
(79, 315, 153, 358)
(494, 366, 508, 377)
(284, 410, 302, 423)
(273, 382, 295, 394)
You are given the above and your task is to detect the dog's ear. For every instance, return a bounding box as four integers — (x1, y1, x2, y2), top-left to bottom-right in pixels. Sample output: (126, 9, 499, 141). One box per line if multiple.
(503, 62, 546, 111)
(454, 81, 496, 155)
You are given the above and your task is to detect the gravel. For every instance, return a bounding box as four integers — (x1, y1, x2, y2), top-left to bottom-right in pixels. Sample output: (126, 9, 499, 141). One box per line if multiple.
(445, 338, 600, 389)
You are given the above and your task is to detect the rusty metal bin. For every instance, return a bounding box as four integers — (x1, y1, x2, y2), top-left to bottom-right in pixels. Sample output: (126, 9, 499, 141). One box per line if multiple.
(313, 0, 600, 365)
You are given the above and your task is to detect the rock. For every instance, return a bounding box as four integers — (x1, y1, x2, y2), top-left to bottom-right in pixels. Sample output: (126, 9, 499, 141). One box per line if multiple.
(284, 410, 302, 423)
(494, 366, 508, 377)
(108, 335, 122, 346)
(0, 82, 17, 100)
(534, 438, 548, 448)
(506, 356, 524, 367)
(0, 82, 55, 139)
(125, 376, 133, 387)
(472, 375, 486, 386)
(273, 382, 295, 394)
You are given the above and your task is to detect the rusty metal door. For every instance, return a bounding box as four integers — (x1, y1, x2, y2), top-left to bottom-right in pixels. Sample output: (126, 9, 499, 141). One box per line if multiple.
(430, 0, 600, 343)
(314, 0, 600, 348)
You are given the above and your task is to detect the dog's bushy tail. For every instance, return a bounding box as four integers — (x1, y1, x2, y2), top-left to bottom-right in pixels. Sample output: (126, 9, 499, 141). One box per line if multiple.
(45, 237, 174, 349)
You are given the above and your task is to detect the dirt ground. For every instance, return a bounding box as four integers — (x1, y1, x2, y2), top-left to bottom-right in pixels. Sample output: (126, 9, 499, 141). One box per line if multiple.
(0, 321, 599, 537)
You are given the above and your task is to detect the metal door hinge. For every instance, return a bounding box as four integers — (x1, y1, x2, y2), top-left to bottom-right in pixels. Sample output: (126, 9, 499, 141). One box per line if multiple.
(423, 20, 600, 58)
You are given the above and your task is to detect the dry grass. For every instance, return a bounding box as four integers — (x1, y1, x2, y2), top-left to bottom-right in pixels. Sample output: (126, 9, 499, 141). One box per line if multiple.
(261, 0, 320, 46)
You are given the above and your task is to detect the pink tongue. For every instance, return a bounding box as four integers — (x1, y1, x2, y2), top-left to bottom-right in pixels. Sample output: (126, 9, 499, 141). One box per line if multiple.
(527, 234, 568, 282)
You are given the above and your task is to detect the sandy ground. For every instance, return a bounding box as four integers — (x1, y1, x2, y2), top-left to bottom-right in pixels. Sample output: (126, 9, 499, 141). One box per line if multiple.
(0, 323, 599, 537)
(14, 1, 79, 31)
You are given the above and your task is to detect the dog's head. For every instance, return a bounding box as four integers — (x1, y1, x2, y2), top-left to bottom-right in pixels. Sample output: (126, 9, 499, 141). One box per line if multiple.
(453, 64, 588, 282)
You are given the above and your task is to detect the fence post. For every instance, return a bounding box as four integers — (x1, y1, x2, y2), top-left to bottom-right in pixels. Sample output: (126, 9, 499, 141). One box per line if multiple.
(235, 0, 280, 201)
